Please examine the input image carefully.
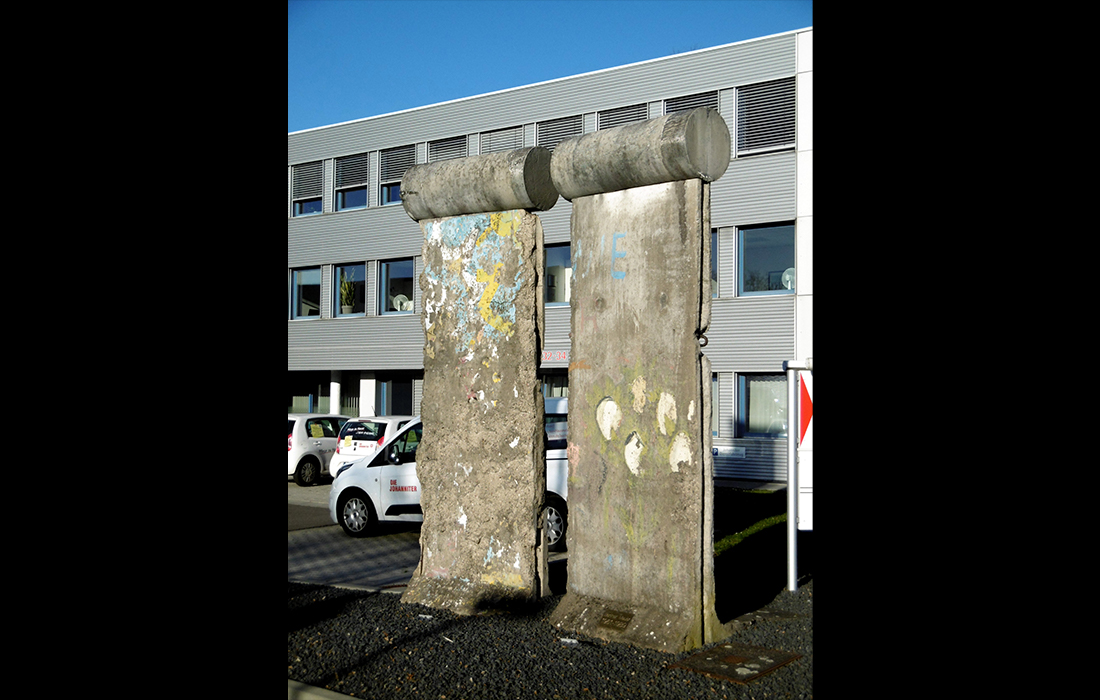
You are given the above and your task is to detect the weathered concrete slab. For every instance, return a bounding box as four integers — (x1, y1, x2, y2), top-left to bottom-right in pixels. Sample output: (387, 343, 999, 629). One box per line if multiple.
(548, 178, 734, 653)
(401, 209, 546, 615)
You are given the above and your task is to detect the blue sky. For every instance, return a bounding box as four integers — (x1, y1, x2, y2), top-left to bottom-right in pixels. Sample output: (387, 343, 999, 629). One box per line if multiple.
(288, 0, 812, 133)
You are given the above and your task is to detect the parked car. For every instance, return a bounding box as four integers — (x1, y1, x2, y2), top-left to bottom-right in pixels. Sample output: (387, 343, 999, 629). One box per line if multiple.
(329, 398, 571, 551)
(328, 415, 417, 477)
(288, 414, 350, 486)
(543, 397, 569, 552)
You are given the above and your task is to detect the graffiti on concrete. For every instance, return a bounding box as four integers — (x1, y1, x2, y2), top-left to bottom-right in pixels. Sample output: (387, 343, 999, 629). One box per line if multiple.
(422, 210, 526, 355)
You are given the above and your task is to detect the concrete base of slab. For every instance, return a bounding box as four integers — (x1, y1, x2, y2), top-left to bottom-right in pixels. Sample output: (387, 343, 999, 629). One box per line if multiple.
(402, 575, 539, 616)
(549, 591, 742, 655)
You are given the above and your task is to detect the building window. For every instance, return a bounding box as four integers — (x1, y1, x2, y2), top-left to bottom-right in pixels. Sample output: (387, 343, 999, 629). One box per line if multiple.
(337, 188, 368, 211)
(294, 199, 323, 217)
(335, 153, 370, 211)
(334, 263, 366, 316)
(545, 244, 571, 304)
(377, 375, 414, 415)
(738, 374, 787, 437)
(739, 223, 795, 296)
(542, 373, 569, 398)
(380, 258, 415, 314)
(537, 114, 582, 152)
(292, 161, 323, 217)
(380, 144, 415, 206)
(736, 77, 796, 155)
(291, 267, 321, 319)
(380, 183, 402, 205)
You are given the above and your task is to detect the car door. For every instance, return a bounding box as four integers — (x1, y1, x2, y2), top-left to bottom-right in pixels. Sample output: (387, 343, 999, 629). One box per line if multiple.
(378, 423, 423, 521)
(305, 417, 342, 471)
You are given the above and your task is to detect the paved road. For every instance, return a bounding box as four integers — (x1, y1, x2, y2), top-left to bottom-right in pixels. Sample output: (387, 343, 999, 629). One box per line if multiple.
(288, 479, 334, 511)
(288, 480, 423, 590)
(288, 480, 337, 530)
(288, 480, 568, 592)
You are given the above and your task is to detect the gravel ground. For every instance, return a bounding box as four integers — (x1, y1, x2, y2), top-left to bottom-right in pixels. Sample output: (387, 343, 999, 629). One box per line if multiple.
(288, 578, 812, 699)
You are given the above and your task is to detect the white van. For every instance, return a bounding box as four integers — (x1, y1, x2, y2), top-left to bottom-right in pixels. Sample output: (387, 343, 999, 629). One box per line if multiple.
(329, 398, 570, 551)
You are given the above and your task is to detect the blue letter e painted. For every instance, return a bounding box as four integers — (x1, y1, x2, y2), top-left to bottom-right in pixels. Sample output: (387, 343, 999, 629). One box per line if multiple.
(611, 233, 626, 279)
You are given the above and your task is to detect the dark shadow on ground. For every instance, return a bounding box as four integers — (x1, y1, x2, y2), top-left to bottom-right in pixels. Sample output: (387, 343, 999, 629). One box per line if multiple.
(288, 582, 378, 633)
(541, 487, 812, 621)
(548, 558, 568, 595)
(711, 487, 813, 622)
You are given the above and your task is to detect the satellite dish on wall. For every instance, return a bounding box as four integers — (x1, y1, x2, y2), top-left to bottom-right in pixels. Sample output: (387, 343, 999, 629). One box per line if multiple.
(781, 268, 796, 290)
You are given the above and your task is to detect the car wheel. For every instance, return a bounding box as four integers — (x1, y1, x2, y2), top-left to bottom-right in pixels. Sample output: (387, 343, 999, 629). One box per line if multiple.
(338, 490, 376, 538)
(543, 496, 568, 553)
(294, 458, 320, 486)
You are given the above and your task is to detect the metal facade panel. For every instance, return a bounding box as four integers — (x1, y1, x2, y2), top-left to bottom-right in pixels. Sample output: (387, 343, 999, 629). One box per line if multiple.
(323, 159, 333, 213)
(288, 33, 795, 165)
(541, 305, 571, 368)
(537, 200, 572, 245)
(716, 227, 734, 298)
(713, 438, 787, 481)
(710, 151, 796, 227)
(320, 264, 332, 319)
(716, 372, 733, 439)
(366, 261, 378, 317)
(703, 295, 795, 372)
(288, 204, 422, 268)
(288, 315, 425, 371)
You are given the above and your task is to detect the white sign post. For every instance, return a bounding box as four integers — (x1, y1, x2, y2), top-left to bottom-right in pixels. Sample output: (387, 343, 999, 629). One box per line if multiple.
(784, 358, 813, 592)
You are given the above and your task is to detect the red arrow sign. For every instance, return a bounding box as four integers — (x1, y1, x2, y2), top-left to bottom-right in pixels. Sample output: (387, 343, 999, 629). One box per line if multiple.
(799, 376, 813, 446)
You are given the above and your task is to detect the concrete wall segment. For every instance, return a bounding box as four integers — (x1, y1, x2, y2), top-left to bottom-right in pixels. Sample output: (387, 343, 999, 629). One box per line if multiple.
(551, 179, 721, 652)
(401, 209, 546, 615)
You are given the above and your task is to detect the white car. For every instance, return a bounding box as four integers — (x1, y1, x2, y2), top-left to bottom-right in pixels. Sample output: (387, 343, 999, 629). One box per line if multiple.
(288, 414, 350, 486)
(328, 415, 417, 477)
(330, 398, 571, 551)
(543, 397, 569, 551)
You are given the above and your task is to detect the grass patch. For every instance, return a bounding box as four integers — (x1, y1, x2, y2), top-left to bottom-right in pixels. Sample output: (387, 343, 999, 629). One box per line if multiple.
(714, 512, 786, 557)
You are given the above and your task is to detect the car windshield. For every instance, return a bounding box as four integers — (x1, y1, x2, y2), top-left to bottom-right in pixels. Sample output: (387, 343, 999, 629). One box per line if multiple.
(288, 419, 295, 435)
(340, 420, 386, 441)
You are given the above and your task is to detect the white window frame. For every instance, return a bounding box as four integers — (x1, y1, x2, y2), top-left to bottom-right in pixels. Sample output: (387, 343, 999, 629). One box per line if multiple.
(544, 243, 572, 306)
(333, 262, 366, 317)
(378, 258, 416, 315)
(735, 77, 796, 157)
(334, 153, 370, 212)
(737, 373, 788, 438)
(737, 222, 796, 297)
(379, 144, 415, 206)
(291, 161, 323, 217)
(290, 267, 321, 319)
